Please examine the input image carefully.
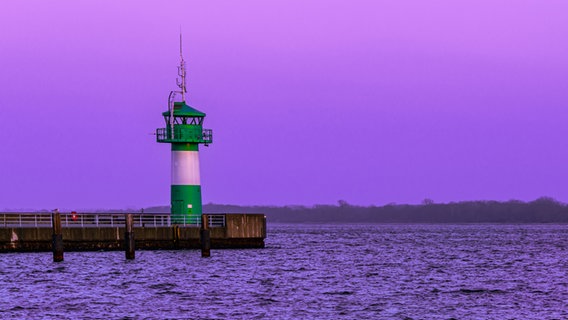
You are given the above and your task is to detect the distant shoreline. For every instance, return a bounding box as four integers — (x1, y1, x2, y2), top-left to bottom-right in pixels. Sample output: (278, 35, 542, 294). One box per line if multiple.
(158, 197, 568, 224)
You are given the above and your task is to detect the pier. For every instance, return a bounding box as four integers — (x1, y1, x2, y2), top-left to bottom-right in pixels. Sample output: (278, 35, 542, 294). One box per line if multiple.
(0, 38, 270, 257)
(0, 212, 266, 253)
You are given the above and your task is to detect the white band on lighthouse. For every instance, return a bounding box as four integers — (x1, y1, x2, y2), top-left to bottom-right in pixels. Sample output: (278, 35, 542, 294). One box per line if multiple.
(171, 151, 201, 185)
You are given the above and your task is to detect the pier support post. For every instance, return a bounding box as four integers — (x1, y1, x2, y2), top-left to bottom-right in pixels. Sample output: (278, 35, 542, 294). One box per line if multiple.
(51, 210, 63, 262)
(125, 213, 135, 260)
(200, 214, 211, 257)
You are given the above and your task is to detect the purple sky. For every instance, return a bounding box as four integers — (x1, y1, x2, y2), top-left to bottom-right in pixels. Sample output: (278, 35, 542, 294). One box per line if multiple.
(1, 1, 568, 210)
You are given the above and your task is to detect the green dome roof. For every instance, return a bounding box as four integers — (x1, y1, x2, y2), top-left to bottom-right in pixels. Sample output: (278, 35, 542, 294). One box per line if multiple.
(162, 101, 206, 117)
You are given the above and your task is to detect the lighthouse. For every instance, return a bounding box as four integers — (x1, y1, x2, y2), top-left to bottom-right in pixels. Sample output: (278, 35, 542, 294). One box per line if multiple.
(156, 35, 213, 224)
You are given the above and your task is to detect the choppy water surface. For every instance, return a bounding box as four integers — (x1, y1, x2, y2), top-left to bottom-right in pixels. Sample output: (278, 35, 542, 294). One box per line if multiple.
(1, 224, 568, 319)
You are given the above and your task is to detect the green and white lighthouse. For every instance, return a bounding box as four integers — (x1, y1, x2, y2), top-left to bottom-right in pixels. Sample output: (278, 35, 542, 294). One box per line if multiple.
(156, 35, 212, 224)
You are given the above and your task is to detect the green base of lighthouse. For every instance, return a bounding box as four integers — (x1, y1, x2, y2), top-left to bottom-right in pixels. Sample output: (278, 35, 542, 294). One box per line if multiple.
(171, 185, 202, 224)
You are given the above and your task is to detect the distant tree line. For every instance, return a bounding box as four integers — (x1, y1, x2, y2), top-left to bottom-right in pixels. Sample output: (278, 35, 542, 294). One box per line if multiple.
(173, 197, 568, 223)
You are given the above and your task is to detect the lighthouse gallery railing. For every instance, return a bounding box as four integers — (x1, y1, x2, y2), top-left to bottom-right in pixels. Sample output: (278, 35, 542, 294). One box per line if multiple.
(156, 127, 213, 144)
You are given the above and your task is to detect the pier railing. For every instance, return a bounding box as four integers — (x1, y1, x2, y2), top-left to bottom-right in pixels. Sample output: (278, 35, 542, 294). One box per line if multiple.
(0, 213, 226, 228)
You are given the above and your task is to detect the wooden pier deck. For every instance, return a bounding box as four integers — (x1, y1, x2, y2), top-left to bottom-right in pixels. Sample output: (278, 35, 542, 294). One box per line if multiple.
(0, 213, 266, 252)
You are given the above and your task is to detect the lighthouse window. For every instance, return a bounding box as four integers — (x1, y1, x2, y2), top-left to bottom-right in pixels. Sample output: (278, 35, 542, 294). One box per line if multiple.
(186, 117, 203, 125)
(180, 117, 198, 125)
(164, 116, 204, 125)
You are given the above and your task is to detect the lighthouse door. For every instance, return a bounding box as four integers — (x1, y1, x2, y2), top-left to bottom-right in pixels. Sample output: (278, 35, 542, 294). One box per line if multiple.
(173, 200, 185, 223)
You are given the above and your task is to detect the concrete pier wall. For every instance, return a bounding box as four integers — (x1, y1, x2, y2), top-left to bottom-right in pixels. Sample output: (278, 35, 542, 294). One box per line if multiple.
(0, 214, 266, 252)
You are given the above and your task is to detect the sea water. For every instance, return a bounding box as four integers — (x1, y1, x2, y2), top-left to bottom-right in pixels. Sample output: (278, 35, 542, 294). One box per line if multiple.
(1, 224, 567, 319)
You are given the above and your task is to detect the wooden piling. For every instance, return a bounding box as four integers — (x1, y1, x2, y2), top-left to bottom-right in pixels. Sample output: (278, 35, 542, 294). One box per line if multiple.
(200, 214, 211, 257)
(125, 213, 135, 260)
(51, 211, 63, 262)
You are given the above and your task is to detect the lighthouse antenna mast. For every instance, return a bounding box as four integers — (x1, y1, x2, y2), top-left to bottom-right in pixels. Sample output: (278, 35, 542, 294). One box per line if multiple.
(177, 31, 187, 102)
